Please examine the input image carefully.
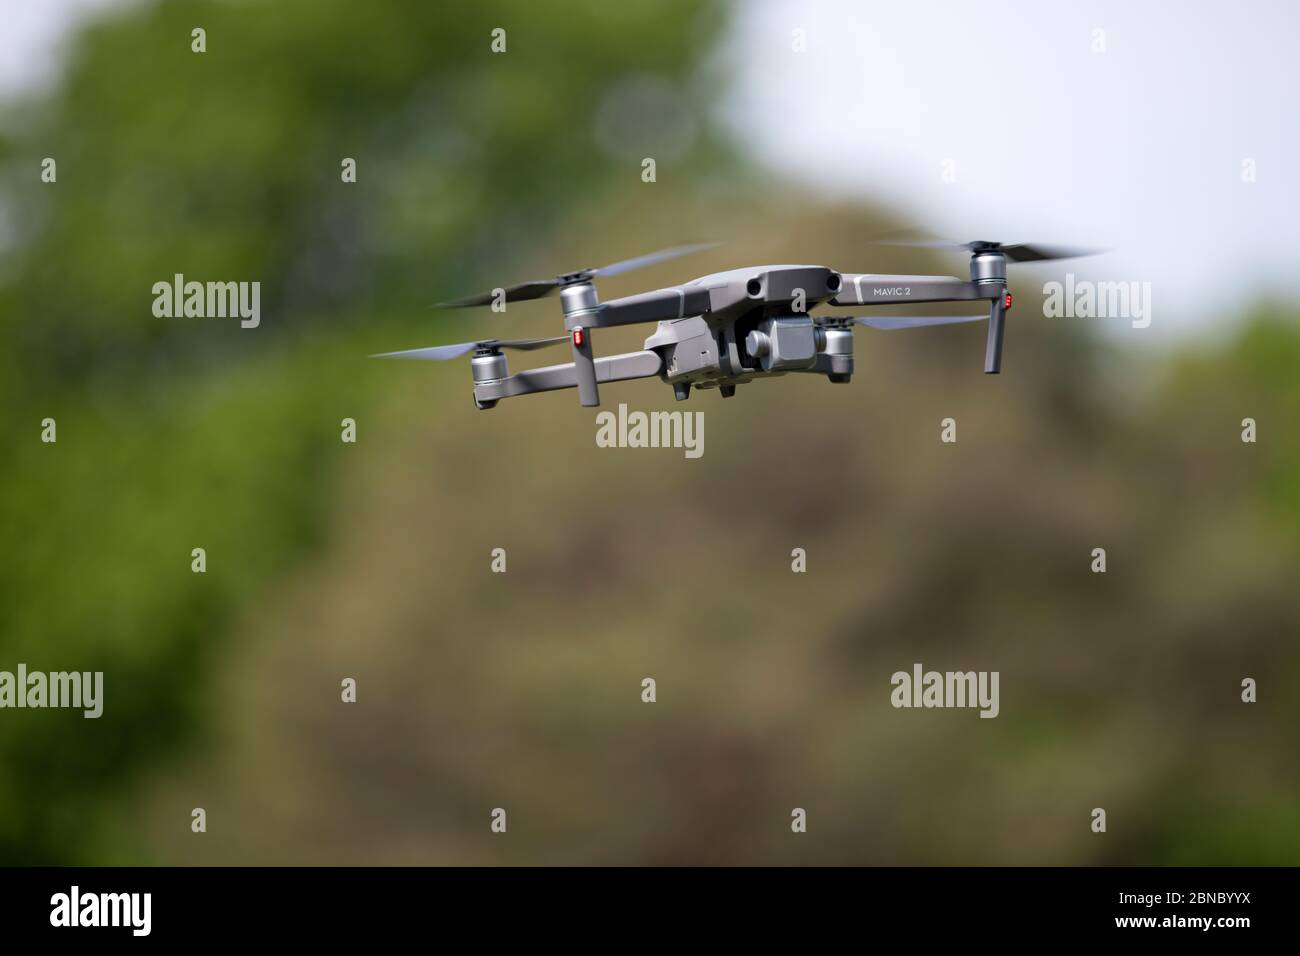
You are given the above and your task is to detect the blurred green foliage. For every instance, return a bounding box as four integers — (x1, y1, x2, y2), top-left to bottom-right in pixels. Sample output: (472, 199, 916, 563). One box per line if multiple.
(1, 0, 1297, 866)
(0, 0, 724, 863)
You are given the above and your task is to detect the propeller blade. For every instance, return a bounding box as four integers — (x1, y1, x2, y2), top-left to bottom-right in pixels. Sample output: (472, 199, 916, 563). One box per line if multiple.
(371, 336, 568, 361)
(372, 342, 477, 361)
(592, 242, 723, 278)
(853, 314, 987, 330)
(434, 279, 560, 309)
(494, 336, 571, 350)
(432, 243, 720, 309)
(875, 238, 969, 250)
(998, 242, 1105, 263)
(876, 237, 1105, 262)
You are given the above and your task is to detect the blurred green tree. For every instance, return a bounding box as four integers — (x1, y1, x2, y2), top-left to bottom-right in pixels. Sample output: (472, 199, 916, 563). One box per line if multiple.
(0, 0, 724, 864)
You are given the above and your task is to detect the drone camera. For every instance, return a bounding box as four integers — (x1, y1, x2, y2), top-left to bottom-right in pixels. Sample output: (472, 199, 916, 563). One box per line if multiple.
(746, 277, 763, 297)
(745, 316, 818, 372)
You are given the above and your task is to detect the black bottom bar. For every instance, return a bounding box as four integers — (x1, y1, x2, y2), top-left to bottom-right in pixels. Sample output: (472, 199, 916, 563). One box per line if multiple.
(0, 866, 1291, 942)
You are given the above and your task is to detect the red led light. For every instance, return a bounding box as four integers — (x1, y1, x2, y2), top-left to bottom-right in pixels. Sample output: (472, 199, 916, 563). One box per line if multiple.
(1003, 292, 1013, 310)
(572, 327, 584, 347)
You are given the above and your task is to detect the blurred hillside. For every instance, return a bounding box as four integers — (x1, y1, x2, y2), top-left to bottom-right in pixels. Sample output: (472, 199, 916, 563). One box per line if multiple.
(124, 200, 1300, 866)
(2, 0, 1298, 865)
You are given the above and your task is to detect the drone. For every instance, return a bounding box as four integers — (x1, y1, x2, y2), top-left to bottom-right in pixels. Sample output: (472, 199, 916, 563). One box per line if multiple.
(374, 239, 1100, 409)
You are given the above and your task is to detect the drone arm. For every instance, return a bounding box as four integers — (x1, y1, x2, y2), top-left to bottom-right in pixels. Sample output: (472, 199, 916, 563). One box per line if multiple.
(585, 287, 714, 328)
(833, 274, 1010, 372)
(832, 274, 993, 306)
(472, 349, 663, 405)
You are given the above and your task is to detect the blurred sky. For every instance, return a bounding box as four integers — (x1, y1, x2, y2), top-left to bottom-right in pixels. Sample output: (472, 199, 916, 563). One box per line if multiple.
(0, 0, 128, 94)
(718, 0, 1300, 335)
(5, 0, 1298, 337)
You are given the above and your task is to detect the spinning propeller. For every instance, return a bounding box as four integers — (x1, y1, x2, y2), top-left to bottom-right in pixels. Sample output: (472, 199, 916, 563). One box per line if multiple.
(434, 242, 722, 308)
(372, 337, 568, 362)
(877, 238, 1105, 263)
